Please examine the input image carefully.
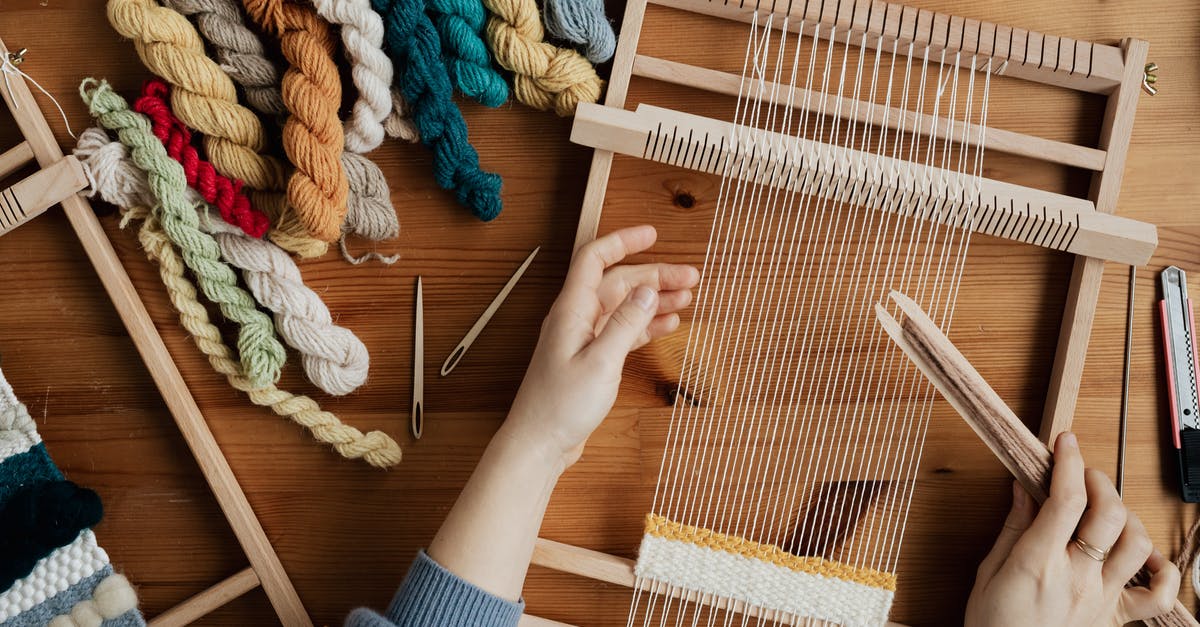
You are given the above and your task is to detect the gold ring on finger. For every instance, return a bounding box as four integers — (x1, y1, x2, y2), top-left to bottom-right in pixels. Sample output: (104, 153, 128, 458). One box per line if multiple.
(1071, 536, 1110, 562)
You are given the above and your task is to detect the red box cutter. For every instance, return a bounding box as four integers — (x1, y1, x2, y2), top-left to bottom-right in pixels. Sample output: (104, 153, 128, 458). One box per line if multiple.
(1160, 266, 1200, 502)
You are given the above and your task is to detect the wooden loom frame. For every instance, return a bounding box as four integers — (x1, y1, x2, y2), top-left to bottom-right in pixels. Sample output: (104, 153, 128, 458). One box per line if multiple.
(0, 35, 312, 627)
(522, 0, 1154, 625)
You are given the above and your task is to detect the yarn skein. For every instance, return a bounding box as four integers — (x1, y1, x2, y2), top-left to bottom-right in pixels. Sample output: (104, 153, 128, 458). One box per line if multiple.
(311, 0, 394, 152)
(425, 0, 509, 107)
(543, 0, 616, 63)
(242, 0, 350, 243)
(81, 79, 286, 387)
(105, 0, 288, 191)
(0, 481, 103, 592)
(341, 152, 400, 265)
(120, 203, 402, 467)
(134, 78, 270, 238)
(76, 127, 372, 395)
(483, 0, 603, 116)
(482, 0, 604, 115)
(161, 0, 288, 116)
(372, 0, 504, 220)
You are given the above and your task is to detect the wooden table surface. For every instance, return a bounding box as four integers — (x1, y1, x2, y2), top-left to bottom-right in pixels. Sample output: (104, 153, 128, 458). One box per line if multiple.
(0, 0, 1197, 625)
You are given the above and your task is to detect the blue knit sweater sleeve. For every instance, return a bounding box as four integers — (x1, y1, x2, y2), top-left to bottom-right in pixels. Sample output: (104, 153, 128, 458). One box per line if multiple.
(345, 551, 524, 627)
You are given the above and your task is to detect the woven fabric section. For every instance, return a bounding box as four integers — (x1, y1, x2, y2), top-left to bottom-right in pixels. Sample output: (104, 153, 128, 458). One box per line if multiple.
(0, 531, 109, 621)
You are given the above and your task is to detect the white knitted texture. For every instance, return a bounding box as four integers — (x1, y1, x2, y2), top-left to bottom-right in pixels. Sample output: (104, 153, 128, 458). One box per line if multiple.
(74, 128, 371, 395)
(0, 367, 40, 459)
(312, 0, 393, 153)
(0, 531, 109, 622)
(635, 534, 894, 627)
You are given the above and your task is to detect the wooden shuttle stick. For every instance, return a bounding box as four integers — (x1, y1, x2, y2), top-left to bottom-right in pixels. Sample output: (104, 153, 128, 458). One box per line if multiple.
(876, 290, 1198, 627)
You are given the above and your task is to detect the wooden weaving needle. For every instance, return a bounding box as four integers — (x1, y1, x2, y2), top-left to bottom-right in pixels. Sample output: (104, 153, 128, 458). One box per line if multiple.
(875, 290, 1199, 627)
(441, 246, 540, 376)
(412, 277, 424, 439)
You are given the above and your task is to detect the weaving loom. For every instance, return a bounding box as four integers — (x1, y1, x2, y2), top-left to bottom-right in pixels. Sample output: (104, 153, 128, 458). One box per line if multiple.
(524, 0, 1157, 625)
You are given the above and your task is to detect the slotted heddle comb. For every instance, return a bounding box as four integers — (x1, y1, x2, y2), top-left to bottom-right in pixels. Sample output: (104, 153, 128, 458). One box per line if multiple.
(520, 0, 1161, 625)
(0, 36, 312, 626)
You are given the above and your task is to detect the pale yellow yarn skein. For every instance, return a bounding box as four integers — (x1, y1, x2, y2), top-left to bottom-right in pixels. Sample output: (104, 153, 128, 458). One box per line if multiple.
(483, 0, 603, 116)
(107, 0, 287, 192)
(120, 206, 402, 468)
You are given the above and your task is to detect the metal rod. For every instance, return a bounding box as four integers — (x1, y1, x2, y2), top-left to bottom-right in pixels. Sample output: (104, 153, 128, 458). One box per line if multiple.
(1118, 265, 1136, 497)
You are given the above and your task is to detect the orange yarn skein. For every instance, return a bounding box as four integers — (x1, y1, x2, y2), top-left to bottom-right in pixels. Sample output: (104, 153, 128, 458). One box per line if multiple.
(242, 0, 349, 243)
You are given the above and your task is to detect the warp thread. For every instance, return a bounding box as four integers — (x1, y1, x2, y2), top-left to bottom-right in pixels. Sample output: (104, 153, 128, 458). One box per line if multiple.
(372, 0, 504, 220)
(311, 0, 394, 152)
(133, 78, 269, 238)
(81, 78, 286, 387)
(105, 0, 288, 192)
(46, 574, 140, 627)
(76, 127, 372, 396)
(161, 0, 288, 116)
(426, 0, 509, 107)
(0, 480, 104, 592)
(120, 204, 402, 467)
(242, 0, 350, 243)
(384, 87, 420, 142)
(543, 0, 616, 64)
(483, 0, 603, 116)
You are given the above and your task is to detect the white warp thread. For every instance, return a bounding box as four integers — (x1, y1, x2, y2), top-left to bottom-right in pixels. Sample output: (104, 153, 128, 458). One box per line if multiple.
(635, 534, 894, 627)
(74, 128, 371, 396)
(312, 0, 393, 153)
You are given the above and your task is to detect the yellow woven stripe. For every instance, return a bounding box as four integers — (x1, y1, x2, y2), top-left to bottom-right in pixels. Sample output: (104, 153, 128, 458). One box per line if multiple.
(644, 513, 898, 591)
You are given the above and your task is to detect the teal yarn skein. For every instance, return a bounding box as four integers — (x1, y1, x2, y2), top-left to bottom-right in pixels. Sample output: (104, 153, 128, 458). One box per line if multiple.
(372, 0, 503, 220)
(426, 0, 509, 107)
(80, 79, 287, 387)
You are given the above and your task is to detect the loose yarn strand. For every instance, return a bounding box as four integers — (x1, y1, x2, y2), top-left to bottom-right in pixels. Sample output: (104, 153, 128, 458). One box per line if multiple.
(81, 78, 286, 387)
(122, 204, 401, 467)
(483, 0, 603, 116)
(425, 0, 509, 107)
(161, 0, 288, 116)
(75, 127, 373, 396)
(242, 0, 350, 243)
(542, 0, 615, 64)
(106, 0, 288, 192)
(311, 0, 396, 152)
(372, 0, 503, 220)
(133, 78, 270, 238)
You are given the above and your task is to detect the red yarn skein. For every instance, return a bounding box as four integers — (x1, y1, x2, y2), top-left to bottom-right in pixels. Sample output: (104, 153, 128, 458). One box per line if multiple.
(133, 79, 271, 238)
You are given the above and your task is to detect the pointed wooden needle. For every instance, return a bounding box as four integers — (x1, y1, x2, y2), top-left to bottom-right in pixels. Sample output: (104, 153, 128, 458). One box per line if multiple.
(412, 276, 424, 439)
(441, 246, 540, 376)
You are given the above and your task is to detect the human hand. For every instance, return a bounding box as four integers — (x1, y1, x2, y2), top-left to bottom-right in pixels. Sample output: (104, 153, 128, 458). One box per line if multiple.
(965, 432, 1180, 627)
(501, 226, 699, 472)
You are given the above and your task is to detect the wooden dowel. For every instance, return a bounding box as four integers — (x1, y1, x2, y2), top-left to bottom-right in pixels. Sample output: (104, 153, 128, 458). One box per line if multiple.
(877, 290, 1199, 627)
(0, 141, 34, 181)
(0, 156, 88, 237)
(632, 55, 1108, 171)
(149, 568, 261, 627)
(651, 0, 1125, 94)
(0, 35, 311, 627)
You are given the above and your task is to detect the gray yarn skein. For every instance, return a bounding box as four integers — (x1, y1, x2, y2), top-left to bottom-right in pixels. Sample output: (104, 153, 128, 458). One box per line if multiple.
(543, 0, 617, 64)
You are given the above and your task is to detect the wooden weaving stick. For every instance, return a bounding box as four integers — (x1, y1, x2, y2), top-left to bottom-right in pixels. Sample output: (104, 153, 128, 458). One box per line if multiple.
(0, 35, 312, 626)
(876, 290, 1198, 627)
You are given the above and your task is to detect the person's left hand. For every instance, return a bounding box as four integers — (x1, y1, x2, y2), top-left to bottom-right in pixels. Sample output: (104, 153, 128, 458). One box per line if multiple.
(502, 225, 699, 472)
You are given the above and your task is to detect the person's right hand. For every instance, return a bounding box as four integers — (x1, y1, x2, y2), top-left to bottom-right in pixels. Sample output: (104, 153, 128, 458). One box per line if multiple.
(964, 432, 1181, 627)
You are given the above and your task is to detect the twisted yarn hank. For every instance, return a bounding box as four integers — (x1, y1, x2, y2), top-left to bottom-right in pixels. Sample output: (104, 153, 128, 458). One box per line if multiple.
(384, 87, 419, 142)
(161, 0, 288, 116)
(543, 0, 616, 63)
(341, 152, 400, 265)
(372, 0, 504, 220)
(242, 0, 350, 243)
(124, 204, 401, 467)
(76, 127, 373, 395)
(81, 78, 286, 387)
(106, 0, 288, 191)
(134, 78, 269, 238)
(483, 0, 603, 116)
(425, 0, 509, 107)
(311, 0, 394, 152)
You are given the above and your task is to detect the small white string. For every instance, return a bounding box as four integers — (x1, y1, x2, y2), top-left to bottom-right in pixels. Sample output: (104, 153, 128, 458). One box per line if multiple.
(2, 53, 77, 140)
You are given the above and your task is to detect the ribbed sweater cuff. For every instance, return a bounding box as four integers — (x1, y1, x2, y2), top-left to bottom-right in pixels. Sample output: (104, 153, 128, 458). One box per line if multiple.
(381, 550, 525, 627)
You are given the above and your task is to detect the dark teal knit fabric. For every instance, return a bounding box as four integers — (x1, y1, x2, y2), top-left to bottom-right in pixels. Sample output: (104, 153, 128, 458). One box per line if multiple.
(345, 551, 523, 627)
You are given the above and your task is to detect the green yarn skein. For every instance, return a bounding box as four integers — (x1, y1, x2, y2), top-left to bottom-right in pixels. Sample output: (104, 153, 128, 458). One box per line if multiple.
(426, 0, 508, 107)
(80, 78, 286, 387)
